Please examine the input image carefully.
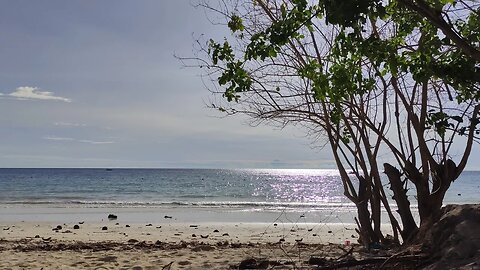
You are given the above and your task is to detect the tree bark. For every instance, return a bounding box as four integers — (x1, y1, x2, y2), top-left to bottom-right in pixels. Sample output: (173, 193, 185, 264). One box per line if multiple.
(426, 160, 458, 218)
(356, 176, 378, 246)
(384, 163, 418, 241)
(370, 183, 383, 242)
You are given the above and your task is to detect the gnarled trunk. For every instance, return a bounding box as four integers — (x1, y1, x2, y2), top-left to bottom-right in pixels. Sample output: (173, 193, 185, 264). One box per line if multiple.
(384, 163, 418, 241)
(355, 177, 379, 246)
(417, 159, 458, 224)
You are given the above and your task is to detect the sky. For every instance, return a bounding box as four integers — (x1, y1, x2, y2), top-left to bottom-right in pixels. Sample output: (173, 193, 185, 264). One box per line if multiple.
(0, 0, 336, 169)
(1, 1, 479, 170)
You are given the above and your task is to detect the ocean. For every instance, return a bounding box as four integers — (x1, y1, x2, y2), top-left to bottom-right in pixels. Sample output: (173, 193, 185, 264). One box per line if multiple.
(0, 168, 478, 223)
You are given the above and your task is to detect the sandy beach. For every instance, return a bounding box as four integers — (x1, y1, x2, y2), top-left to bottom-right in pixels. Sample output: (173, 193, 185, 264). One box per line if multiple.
(0, 211, 373, 269)
(2, 206, 479, 269)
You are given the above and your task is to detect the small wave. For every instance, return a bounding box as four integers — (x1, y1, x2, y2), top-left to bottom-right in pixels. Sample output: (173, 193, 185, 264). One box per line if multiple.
(0, 199, 354, 209)
(0, 199, 418, 212)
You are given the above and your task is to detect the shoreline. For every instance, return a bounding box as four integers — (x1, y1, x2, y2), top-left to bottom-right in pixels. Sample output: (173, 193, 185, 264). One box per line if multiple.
(0, 219, 367, 270)
(0, 205, 369, 269)
(0, 238, 363, 270)
(1, 215, 367, 270)
(1, 220, 365, 245)
(0, 204, 361, 224)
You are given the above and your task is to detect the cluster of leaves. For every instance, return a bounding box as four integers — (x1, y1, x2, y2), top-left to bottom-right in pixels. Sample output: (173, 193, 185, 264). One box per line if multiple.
(208, 39, 252, 102)
(245, 0, 318, 60)
(426, 110, 464, 137)
(208, 0, 479, 133)
(323, 0, 385, 26)
(438, 8, 480, 102)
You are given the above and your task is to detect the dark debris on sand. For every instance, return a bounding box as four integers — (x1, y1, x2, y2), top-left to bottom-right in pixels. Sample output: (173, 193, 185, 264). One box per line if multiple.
(2, 204, 478, 270)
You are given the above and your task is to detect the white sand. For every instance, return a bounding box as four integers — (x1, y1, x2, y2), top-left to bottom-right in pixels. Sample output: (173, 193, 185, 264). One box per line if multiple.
(1, 220, 363, 244)
(0, 205, 397, 269)
(0, 220, 373, 269)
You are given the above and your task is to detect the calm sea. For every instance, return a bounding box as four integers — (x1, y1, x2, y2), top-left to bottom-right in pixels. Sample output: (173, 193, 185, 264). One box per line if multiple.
(0, 168, 478, 211)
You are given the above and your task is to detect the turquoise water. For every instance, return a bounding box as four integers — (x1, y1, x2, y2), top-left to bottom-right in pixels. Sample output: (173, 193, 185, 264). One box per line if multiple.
(0, 168, 478, 210)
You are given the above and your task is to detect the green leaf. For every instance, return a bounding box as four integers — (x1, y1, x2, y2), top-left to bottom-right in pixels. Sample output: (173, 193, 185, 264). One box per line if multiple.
(228, 15, 244, 32)
(450, 116, 463, 123)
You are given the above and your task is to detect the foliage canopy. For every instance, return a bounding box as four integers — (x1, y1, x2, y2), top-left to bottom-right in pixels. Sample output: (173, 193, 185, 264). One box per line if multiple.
(192, 0, 480, 245)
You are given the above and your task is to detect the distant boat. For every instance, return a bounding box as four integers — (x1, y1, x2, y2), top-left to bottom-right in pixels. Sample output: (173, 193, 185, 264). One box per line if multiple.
(105, 169, 113, 171)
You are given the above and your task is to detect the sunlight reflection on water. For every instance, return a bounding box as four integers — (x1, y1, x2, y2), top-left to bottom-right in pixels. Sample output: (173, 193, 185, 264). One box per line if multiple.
(248, 169, 346, 204)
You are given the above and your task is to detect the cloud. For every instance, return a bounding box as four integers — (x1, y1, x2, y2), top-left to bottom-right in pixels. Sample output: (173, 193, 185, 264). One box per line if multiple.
(44, 136, 75, 141)
(44, 136, 114, 144)
(78, 139, 115, 144)
(54, 122, 87, 127)
(5, 86, 71, 102)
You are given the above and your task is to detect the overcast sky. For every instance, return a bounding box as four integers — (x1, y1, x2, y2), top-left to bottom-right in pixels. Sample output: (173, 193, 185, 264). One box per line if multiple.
(1, 1, 479, 170)
(0, 0, 338, 168)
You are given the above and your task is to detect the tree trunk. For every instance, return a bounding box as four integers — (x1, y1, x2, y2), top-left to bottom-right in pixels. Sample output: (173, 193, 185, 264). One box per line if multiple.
(416, 159, 457, 225)
(416, 184, 433, 225)
(370, 183, 383, 242)
(356, 177, 378, 246)
(384, 163, 418, 241)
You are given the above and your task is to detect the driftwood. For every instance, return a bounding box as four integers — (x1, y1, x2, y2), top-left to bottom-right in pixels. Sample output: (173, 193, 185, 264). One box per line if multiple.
(161, 262, 173, 270)
(315, 254, 427, 269)
(336, 246, 354, 261)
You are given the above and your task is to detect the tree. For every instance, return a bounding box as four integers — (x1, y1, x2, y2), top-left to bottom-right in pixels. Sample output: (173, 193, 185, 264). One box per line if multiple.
(186, 0, 480, 245)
